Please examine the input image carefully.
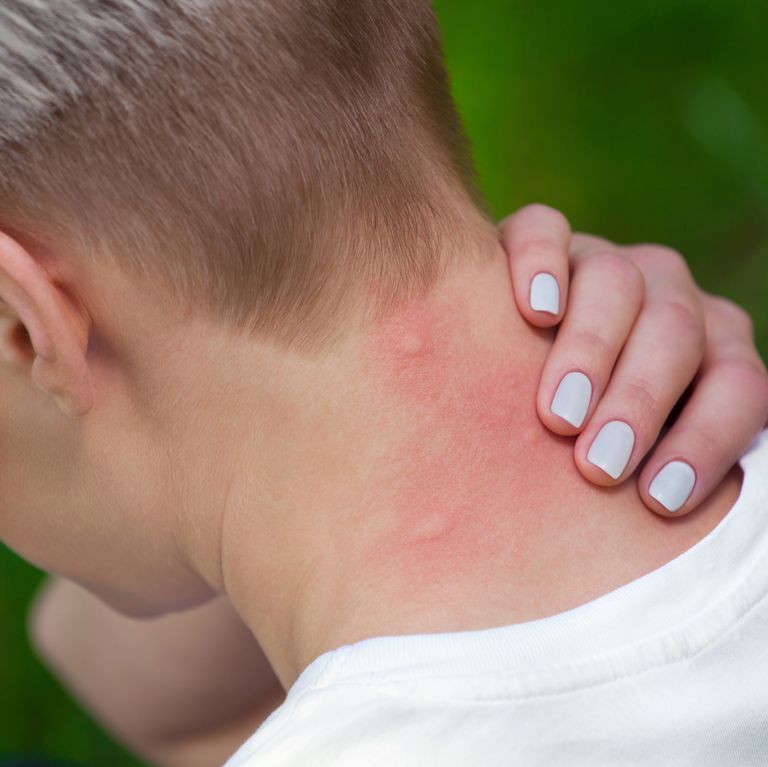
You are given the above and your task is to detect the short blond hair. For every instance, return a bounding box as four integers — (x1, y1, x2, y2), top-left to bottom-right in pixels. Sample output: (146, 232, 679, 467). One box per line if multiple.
(0, 1, 491, 351)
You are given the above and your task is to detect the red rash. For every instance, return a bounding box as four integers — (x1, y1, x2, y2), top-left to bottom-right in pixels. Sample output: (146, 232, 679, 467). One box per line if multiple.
(359, 294, 550, 595)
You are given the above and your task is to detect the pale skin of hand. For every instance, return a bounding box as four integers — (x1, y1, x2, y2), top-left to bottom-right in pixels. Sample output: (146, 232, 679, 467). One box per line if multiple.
(27, 206, 768, 765)
(501, 204, 768, 517)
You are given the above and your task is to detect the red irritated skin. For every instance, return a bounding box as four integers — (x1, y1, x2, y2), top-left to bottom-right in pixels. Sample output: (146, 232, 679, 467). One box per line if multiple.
(359, 294, 544, 588)
(348, 254, 739, 632)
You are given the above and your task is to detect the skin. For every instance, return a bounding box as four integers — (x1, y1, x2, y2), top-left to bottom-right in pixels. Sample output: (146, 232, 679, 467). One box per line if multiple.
(202, 237, 746, 680)
(5, 208, 760, 763)
(358, 292, 539, 587)
(30, 583, 284, 762)
(503, 206, 768, 515)
(342, 254, 742, 627)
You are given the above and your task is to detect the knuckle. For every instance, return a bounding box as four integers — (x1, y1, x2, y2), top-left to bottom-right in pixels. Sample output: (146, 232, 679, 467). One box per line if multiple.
(505, 205, 570, 258)
(515, 234, 563, 258)
(619, 377, 660, 426)
(757, 373, 768, 417)
(685, 421, 722, 462)
(759, 378, 768, 424)
(571, 328, 615, 360)
(629, 244, 691, 278)
(584, 251, 645, 294)
(519, 203, 570, 229)
(705, 295, 754, 337)
(722, 357, 768, 398)
(654, 299, 706, 349)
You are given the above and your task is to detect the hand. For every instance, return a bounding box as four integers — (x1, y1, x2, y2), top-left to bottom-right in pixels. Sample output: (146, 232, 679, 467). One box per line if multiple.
(499, 204, 768, 517)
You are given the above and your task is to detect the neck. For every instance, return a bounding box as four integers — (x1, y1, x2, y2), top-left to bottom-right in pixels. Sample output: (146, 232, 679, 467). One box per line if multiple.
(214, 237, 741, 690)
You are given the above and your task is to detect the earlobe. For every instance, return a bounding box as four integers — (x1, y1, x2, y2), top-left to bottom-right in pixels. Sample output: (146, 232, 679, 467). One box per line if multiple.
(31, 347, 95, 418)
(0, 229, 94, 417)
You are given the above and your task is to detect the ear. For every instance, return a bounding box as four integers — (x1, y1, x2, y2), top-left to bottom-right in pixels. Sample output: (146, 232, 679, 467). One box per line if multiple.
(0, 229, 94, 417)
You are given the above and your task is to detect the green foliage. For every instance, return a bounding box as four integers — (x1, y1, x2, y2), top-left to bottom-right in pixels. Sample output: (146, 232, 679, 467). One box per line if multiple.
(436, 0, 768, 354)
(1, 1, 766, 763)
(0, 547, 144, 765)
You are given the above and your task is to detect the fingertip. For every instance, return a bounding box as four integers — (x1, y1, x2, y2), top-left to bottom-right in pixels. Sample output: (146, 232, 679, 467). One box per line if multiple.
(529, 271, 563, 321)
(536, 389, 581, 436)
(575, 454, 625, 487)
(500, 204, 571, 328)
(642, 459, 697, 517)
(513, 273, 564, 329)
(526, 310, 564, 328)
(642, 492, 693, 518)
(574, 421, 635, 487)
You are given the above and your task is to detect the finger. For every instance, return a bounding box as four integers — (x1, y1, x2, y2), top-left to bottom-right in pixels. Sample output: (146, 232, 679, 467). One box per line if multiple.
(638, 294, 768, 516)
(536, 249, 645, 435)
(574, 248, 707, 485)
(570, 232, 615, 254)
(498, 204, 570, 327)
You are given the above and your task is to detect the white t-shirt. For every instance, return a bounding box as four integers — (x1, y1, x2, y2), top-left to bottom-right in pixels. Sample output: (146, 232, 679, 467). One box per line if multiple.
(224, 430, 768, 766)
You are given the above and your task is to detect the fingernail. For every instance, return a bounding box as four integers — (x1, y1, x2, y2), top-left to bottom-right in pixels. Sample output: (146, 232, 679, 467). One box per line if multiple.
(587, 420, 635, 479)
(551, 372, 592, 428)
(530, 272, 560, 315)
(649, 461, 696, 513)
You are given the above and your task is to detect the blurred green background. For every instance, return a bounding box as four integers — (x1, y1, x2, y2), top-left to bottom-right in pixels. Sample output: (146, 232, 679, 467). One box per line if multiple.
(1, 0, 766, 764)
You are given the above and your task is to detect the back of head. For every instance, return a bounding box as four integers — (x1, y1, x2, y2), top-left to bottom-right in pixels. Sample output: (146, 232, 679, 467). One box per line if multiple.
(0, 0, 492, 351)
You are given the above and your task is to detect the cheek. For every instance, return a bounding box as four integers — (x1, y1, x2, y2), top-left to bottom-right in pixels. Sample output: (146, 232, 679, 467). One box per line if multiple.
(0, 367, 207, 615)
